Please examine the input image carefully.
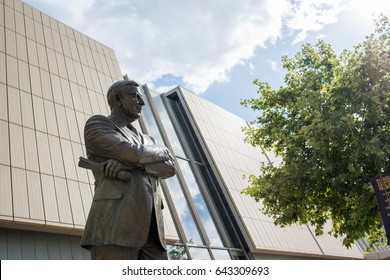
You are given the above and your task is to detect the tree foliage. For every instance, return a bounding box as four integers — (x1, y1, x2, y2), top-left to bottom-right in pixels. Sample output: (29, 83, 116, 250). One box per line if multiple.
(241, 15, 390, 248)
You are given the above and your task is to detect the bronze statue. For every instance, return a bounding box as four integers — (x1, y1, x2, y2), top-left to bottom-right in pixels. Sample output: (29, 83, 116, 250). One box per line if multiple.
(80, 80, 176, 259)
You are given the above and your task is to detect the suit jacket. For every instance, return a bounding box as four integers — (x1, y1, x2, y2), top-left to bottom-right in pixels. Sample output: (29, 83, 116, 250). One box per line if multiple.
(80, 114, 176, 250)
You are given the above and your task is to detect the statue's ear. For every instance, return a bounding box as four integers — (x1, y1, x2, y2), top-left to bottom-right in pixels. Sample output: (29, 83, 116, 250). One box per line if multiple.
(114, 93, 122, 107)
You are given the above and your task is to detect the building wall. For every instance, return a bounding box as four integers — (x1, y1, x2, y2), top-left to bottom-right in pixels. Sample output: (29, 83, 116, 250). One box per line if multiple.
(0, 227, 90, 259)
(0, 0, 121, 236)
(178, 87, 363, 259)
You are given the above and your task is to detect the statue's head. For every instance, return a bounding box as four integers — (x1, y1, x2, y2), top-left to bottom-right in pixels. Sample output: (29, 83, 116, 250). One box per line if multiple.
(107, 80, 145, 121)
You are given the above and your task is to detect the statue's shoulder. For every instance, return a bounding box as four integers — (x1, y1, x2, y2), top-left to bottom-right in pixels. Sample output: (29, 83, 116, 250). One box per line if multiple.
(86, 114, 110, 124)
(85, 115, 113, 130)
(86, 114, 108, 121)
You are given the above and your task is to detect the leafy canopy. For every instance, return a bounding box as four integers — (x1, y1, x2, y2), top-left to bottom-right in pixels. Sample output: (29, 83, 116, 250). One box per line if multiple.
(241, 15, 390, 248)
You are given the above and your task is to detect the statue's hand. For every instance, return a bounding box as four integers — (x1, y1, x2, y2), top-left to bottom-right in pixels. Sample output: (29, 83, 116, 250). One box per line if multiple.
(101, 159, 126, 179)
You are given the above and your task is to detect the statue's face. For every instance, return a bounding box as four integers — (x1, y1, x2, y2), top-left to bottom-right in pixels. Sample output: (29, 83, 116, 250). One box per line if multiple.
(120, 87, 145, 120)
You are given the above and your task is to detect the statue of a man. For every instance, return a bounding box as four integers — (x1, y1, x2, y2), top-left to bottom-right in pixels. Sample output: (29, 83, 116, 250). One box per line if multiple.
(80, 80, 176, 259)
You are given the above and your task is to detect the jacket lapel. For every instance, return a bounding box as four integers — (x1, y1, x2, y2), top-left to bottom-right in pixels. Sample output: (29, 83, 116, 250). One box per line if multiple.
(116, 124, 141, 144)
(108, 115, 142, 144)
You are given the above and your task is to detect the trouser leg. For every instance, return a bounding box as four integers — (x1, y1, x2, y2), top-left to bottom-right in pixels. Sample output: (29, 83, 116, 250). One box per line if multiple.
(139, 207, 168, 260)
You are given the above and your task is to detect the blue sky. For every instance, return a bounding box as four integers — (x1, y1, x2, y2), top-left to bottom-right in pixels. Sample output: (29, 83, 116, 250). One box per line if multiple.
(24, 0, 390, 121)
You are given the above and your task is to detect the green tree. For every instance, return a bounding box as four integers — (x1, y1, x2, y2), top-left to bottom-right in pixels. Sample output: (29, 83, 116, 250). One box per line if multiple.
(167, 245, 188, 260)
(241, 15, 390, 248)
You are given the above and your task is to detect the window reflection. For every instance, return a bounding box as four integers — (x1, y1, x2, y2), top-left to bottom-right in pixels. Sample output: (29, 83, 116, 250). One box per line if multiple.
(188, 247, 211, 260)
(165, 176, 203, 245)
(150, 92, 187, 158)
(139, 87, 203, 246)
(140, 86, 246, 258)
(196, 165, 242, 248)
(230, 250, 247, 260)
(165, 97, 203, 162)
(167, 245, 188, 260)
(212, 249, 232, 260)
(177, 159, 224, 247)
(139, 88, 165, 145)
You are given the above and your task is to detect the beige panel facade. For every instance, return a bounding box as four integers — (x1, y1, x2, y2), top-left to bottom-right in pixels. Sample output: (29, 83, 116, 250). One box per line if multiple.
(0, 0, 121, 235)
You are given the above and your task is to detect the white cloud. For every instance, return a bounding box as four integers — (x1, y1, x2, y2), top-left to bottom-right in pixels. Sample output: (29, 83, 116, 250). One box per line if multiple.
(24, 0, 347, 94)
(25, 0, 94, 20)
(248, 62, 255, 75)
(267, 60, 280, 72)
(285, 0, 345, 44)
(345, 0, 390, 22)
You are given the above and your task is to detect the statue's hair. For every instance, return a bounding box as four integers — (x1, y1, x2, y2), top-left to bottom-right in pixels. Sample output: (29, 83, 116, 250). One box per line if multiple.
(107, 80, 139, 110)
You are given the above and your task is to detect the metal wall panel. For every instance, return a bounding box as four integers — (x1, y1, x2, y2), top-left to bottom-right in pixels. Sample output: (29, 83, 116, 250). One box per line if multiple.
(7, 86, 21, 124)
(56, 52, 67, 78)
(79, 85, 92, 115)
(0, 121, 10, 166)
(25, 17, 35, 41)
(40, 174, 59, 222)
(0, 4, 4, 27)
(55, 104, 70, 139)
(65, 107, 81, 142)
(0, 228, 90, 259)
(67, 180, 85, 227)
(48, 135, 65, 177)
(0, 164, 13, 218)
(52, 30, 62, 54)
(26, 40, 38, 68)
(46, 48, 58, 75)
(32, 96, 47, 132)
(31, 5, 41, 23)
(40, 69, 52, 100)
(36, 44, 48, 71)
(43, 25, 54, 50)
(0, 53, 5, 84)
(16, 33, 27, 61)
(50, 73, 64, 104)
(6, 55, 18, 88)
(11, 167, 29, 220)
(60, 139, 78, 181)
(25, 170, 45, 221)
(15, 11, 24, 36)
(9, 123, 25, 168)
(53, 177, 73, 224)
(35, 133, 52, 175)
(60, 78, 73, 108)
(20, 91, 34, 128)
(0, 84, 8, 121)
(4, 5, 15, 31)
(44, 100, 59, 136)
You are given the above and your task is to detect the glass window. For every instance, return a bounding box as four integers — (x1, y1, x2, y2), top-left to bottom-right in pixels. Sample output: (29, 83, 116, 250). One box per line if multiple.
(177, 159, 224, 247)
(230, 250, 247, 260)
(140, 86, 248, 258)
(164, 176, 203, 245)
(212, 249, 231, 260)
(196, 165, 242, 248)
(139, 89, 164, 145)
(140, 87, 207, 246)
(165, 97, 203, 162)
(188, 247, 211, 260)
(149, 91, 187, 158)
